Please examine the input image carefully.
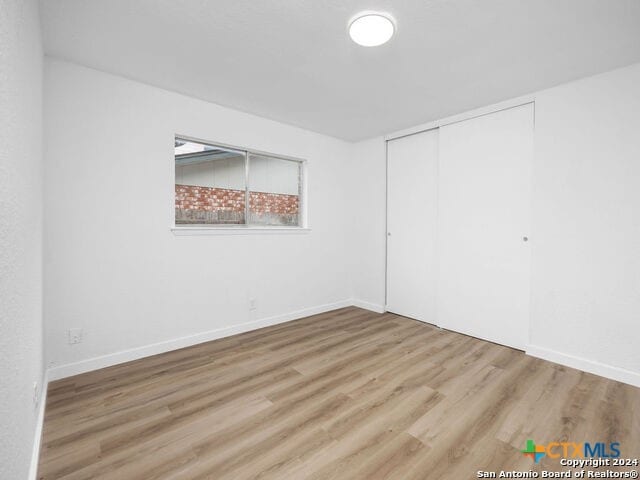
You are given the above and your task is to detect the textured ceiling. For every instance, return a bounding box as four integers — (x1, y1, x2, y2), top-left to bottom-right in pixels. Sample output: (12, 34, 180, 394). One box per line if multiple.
(41, 0, 640, 140)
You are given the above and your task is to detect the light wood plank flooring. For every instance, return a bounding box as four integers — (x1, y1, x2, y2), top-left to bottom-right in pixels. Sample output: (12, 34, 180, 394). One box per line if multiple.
(38, 307, 640, 479)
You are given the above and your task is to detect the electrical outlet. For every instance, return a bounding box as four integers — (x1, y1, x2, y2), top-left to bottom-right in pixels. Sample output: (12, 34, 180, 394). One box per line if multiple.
(68, 328, 83, 345)
(249, 298, 257, 311)
(33, 381, 39, 406)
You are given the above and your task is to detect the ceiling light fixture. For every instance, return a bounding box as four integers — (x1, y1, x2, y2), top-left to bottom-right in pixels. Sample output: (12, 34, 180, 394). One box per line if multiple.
(349, 13, 395, 47)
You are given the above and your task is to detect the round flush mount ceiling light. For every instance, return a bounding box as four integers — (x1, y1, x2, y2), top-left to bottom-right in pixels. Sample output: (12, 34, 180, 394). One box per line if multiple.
(349, 13, 395, 47)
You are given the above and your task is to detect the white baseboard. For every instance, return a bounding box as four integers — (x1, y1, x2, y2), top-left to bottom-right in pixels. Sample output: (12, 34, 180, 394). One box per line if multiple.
(526, 344, 640, 388)
(47, 299, 353, 381)
(350, 299, 386, 314)
(28, 370, 48, 480)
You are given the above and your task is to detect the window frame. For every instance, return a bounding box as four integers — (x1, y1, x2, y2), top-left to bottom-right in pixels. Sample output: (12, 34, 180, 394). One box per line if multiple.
(172, 135, 308, 234)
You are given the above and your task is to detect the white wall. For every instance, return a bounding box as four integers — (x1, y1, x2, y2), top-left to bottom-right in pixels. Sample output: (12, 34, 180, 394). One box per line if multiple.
(44, 59, 353, 373)
(348, 137, 387, 312)
(0, 0, 44, 478)
(351, 62, 640, 386)
(40, 53, 640, 388)
(529, 63, 640, 383)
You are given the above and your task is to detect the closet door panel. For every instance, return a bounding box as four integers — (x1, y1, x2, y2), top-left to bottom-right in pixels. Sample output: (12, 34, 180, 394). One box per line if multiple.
(437, 104, 533, 349)
(387, 129, 439, 323)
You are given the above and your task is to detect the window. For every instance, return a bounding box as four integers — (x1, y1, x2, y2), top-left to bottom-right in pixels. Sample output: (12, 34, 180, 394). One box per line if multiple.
(175, 136, 304, 228)
(248, 153, 302, 226)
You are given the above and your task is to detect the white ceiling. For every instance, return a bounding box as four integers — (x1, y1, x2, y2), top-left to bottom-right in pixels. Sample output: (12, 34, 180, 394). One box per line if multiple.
(41, 0, 640, 141)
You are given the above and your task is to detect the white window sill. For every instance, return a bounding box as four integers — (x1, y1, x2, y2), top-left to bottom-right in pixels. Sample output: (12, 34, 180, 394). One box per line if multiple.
(171, 226, 311, 236)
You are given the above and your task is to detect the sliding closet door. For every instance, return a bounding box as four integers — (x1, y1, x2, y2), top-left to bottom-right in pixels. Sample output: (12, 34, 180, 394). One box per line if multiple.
(386, 129, 438, 323)
(437, 104, 533, 350)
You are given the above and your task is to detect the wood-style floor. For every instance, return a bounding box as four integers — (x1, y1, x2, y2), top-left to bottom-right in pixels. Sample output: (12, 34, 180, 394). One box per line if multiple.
(38, 307, 640, 479)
